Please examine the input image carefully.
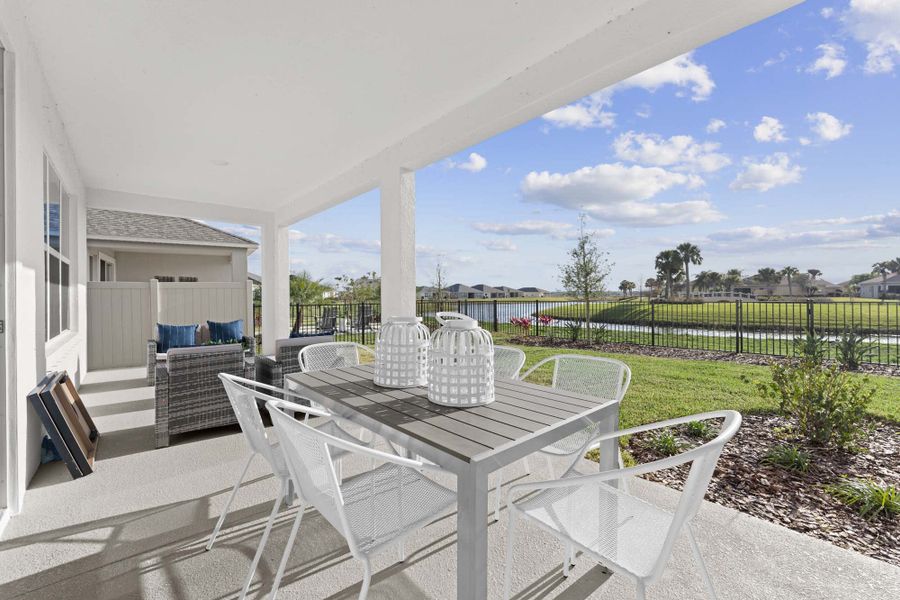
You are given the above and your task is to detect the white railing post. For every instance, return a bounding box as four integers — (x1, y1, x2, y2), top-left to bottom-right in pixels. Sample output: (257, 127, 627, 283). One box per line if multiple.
(149, 278, 159, 333)
(380, 167, 416, 319)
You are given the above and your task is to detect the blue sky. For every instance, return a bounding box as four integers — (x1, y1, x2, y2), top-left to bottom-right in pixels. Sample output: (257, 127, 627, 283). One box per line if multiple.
(214, 1, 900, 290)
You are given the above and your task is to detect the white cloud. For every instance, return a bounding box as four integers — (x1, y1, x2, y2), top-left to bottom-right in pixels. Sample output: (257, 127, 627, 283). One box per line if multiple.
(748, 50, 790, 73)
(807, 43, 847, 78)
(542, 52, 713, 129)
(799, 137, 812, 146)
(730, 153, 803, 192)
(821, 7, 835, 18)
(612, 131, 731, 173)
(806, 112, 852, 142)
(450, 152, 487, 172)
(292, 232, 381, 254)
(706, 118, 726, 134)
(635, 104, 652, 119)
(520, 163, 722, 226)
(472, 220, 574, 238)
(753, 116, 788, 143)
(288, 229, 307, 241)
(480, 239, 518, 252)
(844, 0, 900, 74)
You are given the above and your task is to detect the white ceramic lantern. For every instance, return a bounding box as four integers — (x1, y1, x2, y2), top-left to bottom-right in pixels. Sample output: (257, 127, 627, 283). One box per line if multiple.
(428, 312, 495, 406)
(374, 316, 431, 388)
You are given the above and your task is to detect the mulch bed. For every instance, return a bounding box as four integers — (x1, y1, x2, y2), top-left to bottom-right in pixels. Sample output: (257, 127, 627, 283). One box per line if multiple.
(508, 336, 900, 377)
(625, 413, 900, 566)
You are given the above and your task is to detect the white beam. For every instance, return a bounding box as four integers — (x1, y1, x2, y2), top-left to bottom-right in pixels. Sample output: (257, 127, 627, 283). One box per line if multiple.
(87, 188, 269, 226)
(275, 0, 799, 226)
(260, 217, 290, 355)
(380, 168, 416, 318)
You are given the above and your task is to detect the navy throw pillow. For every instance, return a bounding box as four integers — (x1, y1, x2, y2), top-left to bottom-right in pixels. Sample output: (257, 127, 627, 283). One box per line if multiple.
(208, 319, 243, 343)
(157, 323, 198, 353)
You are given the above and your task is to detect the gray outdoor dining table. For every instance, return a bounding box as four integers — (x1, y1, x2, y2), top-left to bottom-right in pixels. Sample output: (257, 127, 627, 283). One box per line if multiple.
(285, 364, 620, 600)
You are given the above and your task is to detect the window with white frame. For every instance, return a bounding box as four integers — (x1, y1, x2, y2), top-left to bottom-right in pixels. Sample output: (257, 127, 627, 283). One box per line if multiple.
(44, 156, 71, 341)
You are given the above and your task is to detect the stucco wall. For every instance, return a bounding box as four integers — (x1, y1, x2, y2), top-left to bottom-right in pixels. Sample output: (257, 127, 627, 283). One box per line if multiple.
(89, 246, 249, 283)
(0, 3, 88, 515)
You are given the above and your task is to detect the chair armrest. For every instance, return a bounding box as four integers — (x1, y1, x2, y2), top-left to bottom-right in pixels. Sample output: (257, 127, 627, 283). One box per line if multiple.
(256, 354, 279, 368)
(242, 336, 256, 357)
(509, 410, 741, 503)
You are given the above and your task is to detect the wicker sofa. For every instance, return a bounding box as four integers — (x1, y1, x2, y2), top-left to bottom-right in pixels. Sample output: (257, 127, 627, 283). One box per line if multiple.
(154, 343, 252, 448)
(255, 334, 334, 393)
(147, 324, 255, 385)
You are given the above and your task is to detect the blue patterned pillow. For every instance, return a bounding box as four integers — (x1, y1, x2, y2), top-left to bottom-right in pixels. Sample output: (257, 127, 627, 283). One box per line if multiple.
(208, 319, 243, 344)
(157, 323, 198, 353)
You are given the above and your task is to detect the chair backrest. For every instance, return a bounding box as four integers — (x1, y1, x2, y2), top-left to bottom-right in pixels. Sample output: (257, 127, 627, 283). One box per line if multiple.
(266, 399, 362, 554)
(493, 346, 526, 379)
(654, 410, 741, 582)
(297, 341, 375, 372)
(522, 354, 631, 403)
(218, 373, 284, 471)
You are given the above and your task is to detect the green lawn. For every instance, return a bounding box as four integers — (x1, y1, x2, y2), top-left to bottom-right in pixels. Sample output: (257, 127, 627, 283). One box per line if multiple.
(504, 340, 900, 427)
(539, 297, 900, 333)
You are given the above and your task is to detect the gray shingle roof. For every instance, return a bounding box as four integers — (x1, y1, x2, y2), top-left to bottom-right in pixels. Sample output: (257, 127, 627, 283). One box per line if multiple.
(87, 208, 258, 248)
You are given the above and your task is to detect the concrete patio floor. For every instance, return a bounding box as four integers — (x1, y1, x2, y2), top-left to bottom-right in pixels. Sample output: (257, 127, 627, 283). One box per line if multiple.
(1, 367, 897, 600)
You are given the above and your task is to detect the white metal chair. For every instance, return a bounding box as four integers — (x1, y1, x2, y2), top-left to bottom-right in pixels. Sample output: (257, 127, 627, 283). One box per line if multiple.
(492, 355, 631, 521)
(212, 374, 370, 599)
(504, 410, 741, 600)
(297, 341, 375, 373)
(494, 345, 526, 379)
(261, 398, 457, 600)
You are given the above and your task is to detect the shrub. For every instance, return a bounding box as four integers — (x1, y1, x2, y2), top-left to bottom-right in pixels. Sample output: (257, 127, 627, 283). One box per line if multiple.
(834, 329, 874, 371)
(756, 361, 874, 449)
(762, 444, 811, 473)
(792, 328, 828, 363)
(685, 420, 714, 439)
(825, 478, 899, 519)
(564, 321, 582, 342)
(645, 429, 688, 457)
(537, 314, 554, 327)
(591, 323, 608, 344)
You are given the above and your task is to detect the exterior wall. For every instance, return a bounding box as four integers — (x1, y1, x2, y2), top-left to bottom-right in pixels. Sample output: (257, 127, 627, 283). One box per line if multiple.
(0, 4, 88, 516)
(87, 244, 249, 283)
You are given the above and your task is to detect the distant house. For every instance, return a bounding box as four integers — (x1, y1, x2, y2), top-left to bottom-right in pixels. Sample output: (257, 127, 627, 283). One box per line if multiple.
(518, 286, 549, 298)
(858, 272, 900, 298)
(494, 285, 521, 298)
(87, 208, 258, 283)
(472, 284, 502, 298)
(417, 286, 438, 299)
(446, 283, 481, 299)
(736, 274, 841, 298)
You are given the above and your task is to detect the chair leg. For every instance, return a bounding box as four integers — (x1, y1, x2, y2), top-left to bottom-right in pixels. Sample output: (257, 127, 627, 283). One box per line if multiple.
(636, 581, 647, 600)
(545, 454, 554, 478)
(240, 480, 286, 600)
(337, 457, 343, 484)
(359, 559, 373, 600)
(494, 469, 504, 522)
(268, 502, 307, 600)
(522, 456, 530, 475)
(562, 543, 572, 578)
(687, 525, 718, 600)
(206, 453, 255, 551)
(504, 509, 518, 600)
(398, 540, 406, 563)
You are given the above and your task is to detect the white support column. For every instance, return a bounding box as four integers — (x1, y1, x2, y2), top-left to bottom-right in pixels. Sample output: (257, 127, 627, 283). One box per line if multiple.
(380, 168, 416, 318)
(261, 216, 290, 356)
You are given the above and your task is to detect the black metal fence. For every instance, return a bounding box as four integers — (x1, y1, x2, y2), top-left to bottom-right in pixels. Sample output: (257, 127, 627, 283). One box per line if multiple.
(253, 298, 900, 365)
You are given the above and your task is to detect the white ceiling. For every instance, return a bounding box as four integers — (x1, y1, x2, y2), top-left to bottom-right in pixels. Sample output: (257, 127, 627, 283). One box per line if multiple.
(19, 0, 798, 222)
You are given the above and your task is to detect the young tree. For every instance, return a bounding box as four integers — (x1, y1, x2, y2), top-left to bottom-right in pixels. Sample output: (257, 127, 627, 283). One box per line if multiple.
(807, 268, 822, 283)
(780, 265, 799, 297)
(676, 242, 703, 298)
(432, 260, 449, 301)
(289, 270, 331, 304)
(560, 215, 612, 336)
(644, 278, 659, 298)
(654, 250, 683, 298)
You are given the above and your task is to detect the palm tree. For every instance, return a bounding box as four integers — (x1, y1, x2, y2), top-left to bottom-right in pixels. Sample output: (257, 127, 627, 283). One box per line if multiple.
(873, 261, 892, 299)
(655, 250, 683, 299)
(707, 271, 723, 292)
(676, 242, 703, 298)
(887, 257, 900, 273)
(618, 280, 636, 296)
(645, 278, 659, 298)
(757, 267, 780, 297)
(807, 268, 821, 282)
(724, 268, 743, 293)
(780, 266, 799, 297)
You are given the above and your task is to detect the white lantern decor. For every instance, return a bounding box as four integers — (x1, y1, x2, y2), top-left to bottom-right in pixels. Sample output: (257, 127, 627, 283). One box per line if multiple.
(428, 312, 494, 406)
(374, 316, 430, 388)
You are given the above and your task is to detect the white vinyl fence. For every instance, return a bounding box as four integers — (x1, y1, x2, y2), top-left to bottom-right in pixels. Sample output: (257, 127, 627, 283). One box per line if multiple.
(87, 279, 253, 370)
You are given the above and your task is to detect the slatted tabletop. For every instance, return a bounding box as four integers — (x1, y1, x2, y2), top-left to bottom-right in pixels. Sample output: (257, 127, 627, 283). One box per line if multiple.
(287, 364, 611, 464)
